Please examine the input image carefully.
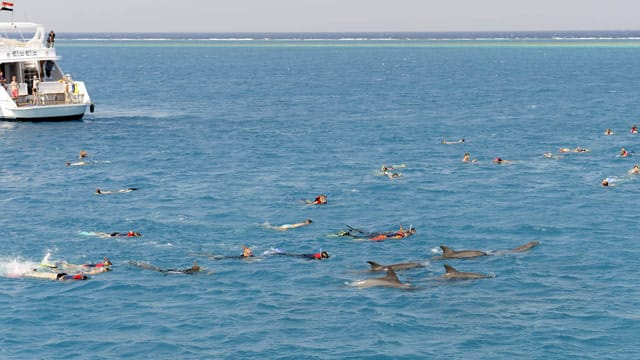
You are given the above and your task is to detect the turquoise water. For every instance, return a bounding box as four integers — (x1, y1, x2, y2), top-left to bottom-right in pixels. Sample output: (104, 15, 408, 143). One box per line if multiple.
(1, 35, 639, 359)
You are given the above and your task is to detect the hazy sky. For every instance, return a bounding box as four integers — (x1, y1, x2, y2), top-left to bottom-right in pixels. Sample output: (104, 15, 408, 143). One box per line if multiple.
(10, 0, 640, 33)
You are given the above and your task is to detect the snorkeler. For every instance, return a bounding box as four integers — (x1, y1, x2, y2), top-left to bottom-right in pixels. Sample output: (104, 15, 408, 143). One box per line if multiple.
(492, 157, 513, 164)
(441, 138, 465, 144)
(129, 260, 203, 274)
(306, 194, 327, 205)
(337, 225, 416, 241)
(206, 246, 255, 260)
(96, 187, 139, 194)
(272, 250, 330, 260)
(276, 219, 313, 230)
(66, 160, 89, 166)
(85, 231, 142, 238)
(24, 269, 89, 281)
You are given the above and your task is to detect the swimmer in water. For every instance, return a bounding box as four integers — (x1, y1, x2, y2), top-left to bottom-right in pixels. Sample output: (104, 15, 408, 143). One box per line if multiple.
(631, 125, 638, 134)
(129, 260, 203, 274)
(96, 187, 139, 194)
(66, 160, 89, 166)
(306, 194, 327, 205)
(338, 225, 415, 241)
(629, 165, 640, 174)
(24, 270, 89, 281)
(620, 147, 630, 157)
(79, 150, 88, 158)
(206, 246, 255, 260)
(492, 157, 513, 164)
(277, 219, 313, 230)
(441, 138, 465, 144)
(57, 257, 112, 271)
(604, 128, 614, 136)
(273, 250, 330, 260)
(602, 178, 615, 187)
(462, 152, 477, 163)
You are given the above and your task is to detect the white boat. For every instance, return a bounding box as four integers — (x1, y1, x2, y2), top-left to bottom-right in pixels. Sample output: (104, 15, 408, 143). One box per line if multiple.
(0, 22, 94, 121)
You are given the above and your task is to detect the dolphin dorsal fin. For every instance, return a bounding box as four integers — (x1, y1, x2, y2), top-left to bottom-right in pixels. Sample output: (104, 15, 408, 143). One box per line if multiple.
(440, 245, 454, 256)
(367, 261, 382, 270)
(444, 264, 458, 273)
(383, 268, 401, 283)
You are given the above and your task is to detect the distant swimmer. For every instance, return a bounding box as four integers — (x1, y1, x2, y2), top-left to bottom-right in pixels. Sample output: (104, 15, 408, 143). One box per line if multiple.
(276, 219, 312, 230)
(602, 178, 613, 187)
(604, 128, 614, 136)
(271, 249, 330, 260)
(306, 194, 327, 205)
(558, 147, 589, 153)
(129, 260, 203, 274)
(492, 157, 513, 164)
(206, 246, 255, 260)
(81, 231, 141, 238)
(631, 125, 638, 134)
(96, 187, 139, 194)
(441, 138, 465, 144)
(629, 165, 640, 175)
(385, 171, 402, 179)
(338, 225, 415, 241)
(380, 164, 406, 173)
(543, 152, 561, 159)
(66, 160, 89, 166)
(58, 257, 112, 270)
(25, 270, 89, 281)
(79, 150, 88, 158)
(462, 152, 477, 163)
(620, 147, 630, 157)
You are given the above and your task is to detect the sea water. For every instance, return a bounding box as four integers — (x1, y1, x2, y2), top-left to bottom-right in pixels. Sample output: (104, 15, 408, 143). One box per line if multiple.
(0, 33, 639, 359)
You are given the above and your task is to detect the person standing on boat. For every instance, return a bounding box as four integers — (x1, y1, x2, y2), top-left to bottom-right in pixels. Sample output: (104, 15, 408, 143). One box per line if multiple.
(0, 71, 7, 89)
(47, 30, 55, 48)
(31, 75, 40, 104)
(9, 76, 18, 98)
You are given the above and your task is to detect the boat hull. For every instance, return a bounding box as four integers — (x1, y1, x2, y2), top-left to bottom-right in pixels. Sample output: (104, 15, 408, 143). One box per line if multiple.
(1, 104, 89, 122)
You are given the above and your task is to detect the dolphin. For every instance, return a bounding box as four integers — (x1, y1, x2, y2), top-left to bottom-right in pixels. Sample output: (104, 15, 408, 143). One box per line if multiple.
(440, 264, 492, 280)
(436, 241, 540, 259)
(366, 260, 425, 272)
(351, 268, 413, 289)
(439, 245, 487, 259)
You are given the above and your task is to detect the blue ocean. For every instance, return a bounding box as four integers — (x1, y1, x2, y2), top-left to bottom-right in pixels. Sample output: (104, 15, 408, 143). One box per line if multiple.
(1, 32, 639, 359)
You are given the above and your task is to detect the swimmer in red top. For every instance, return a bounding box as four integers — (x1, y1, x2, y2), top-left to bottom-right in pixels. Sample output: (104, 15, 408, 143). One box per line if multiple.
(306, 194, 327, 205)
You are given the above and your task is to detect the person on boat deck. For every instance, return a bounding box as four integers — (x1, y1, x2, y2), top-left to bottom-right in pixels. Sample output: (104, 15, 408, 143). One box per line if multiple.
(9, 76, 18, 98)
(631, 125, 638, 134)
(47, 30, 55, 48)
(277, 219, 313, 230)
(31, 75, 40, 105)
(0, 71, 7, 89)
(307, 194, 327, 205)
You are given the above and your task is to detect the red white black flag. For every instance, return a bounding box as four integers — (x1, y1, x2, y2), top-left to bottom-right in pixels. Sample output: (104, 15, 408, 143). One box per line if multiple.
(1, 2, 13, 11)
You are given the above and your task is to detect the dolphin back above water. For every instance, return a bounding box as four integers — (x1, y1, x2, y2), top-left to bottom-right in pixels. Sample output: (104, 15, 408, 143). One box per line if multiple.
(366, 260, 425, 272)
(440, 264, 493, 280)
(351, 267, 413, 289)
(437, 241, 540, 259)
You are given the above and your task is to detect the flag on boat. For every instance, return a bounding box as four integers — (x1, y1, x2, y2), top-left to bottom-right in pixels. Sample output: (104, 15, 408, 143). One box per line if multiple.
(1, 2, 13, 11)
